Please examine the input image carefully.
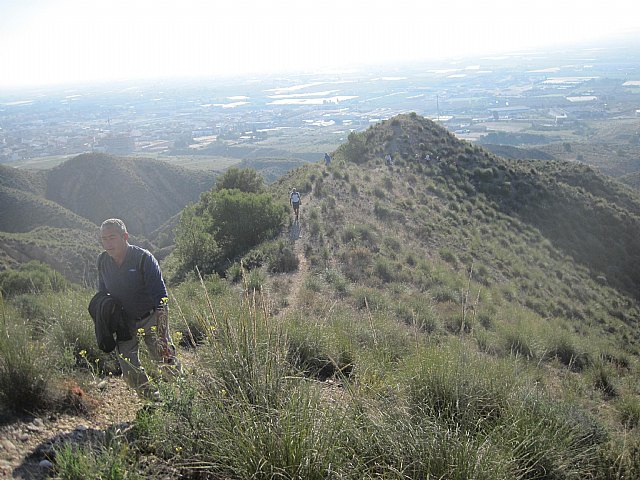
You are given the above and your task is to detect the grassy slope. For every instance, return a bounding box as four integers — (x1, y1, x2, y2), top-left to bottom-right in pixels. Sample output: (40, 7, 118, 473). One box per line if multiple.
(0, 164, 47, 195)
(0, 185, 96, 233)
(273, 114, 640, 353)
(0, 227, 101, 286)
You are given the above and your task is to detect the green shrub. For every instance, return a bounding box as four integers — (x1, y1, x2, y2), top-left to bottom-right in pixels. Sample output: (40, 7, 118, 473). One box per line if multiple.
(394, 299, 439, 334)
(241, 248, 266, 270)
(308, 216, 323, 238)
(341, 246, 372, 282)
(501, 327, 538, 360)
(405, 252, 417, 266)
(244, 268, 266, 293)
(493, 400, 605, 479)
(215, 167, 265, 193)
(0, 261, 69, 297)
(405, 342, 606, 478)
(46, 291, 120, 375)
(341, 130, 368, 164)
(439, 247, 459, 268)
(373, 258, 394, 283)
(225, 262, 243, 282)
(265, 241, 299, 273)
(430, 284, 458, 303)
(546, 333, 591, 371)
(351, 287, 387, 312)
(324, 268, 349, 296)
(303, 275, 324, 293)
(175, 189, 286, 275)
(11, 293, 50, 326)
(373, 201, 395, 221)
(347, 404, 513, 479)
(140, 376, 349, 479)
(591, 364, 618, 398)
(341, 224, 377, 248)
(313, 177, 326, 198)
(171, 277, 232, 346)
(286, 326, 351, 380)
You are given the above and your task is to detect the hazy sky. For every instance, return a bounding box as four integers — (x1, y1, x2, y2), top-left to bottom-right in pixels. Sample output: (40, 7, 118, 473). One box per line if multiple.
(1, 0, 639, 88)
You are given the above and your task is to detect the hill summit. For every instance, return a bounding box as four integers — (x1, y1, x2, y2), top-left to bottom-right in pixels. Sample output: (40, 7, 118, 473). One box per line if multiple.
(344, 114, 640, 295)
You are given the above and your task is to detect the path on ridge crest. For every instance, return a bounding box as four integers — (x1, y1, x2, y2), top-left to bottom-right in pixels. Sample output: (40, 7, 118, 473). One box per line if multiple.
(278, 195, 312, 318)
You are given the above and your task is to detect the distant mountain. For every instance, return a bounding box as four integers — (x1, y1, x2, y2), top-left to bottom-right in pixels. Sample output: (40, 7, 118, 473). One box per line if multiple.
(45, 153, 216, 237)
(0, 153, 217, 283)
(480, 144, 555, 161)
(236, 157, 311, 183)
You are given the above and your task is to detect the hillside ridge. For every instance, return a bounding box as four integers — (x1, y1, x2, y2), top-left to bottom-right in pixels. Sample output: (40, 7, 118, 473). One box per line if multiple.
(271, 113, 639, 347)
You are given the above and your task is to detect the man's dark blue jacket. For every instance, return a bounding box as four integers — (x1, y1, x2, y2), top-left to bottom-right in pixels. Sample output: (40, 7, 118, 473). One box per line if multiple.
(88, 291, 132, 353)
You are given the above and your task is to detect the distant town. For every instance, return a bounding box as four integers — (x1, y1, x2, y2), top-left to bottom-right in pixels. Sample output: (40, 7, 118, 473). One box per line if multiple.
(1, 41, 639, 168)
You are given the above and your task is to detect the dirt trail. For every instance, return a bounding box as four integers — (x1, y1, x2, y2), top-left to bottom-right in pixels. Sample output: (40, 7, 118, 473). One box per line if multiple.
(276, 200, 312, 319)
(1, 378, 143, 479)
(278, 189, 313, 317)
(1, 354, 207, 479)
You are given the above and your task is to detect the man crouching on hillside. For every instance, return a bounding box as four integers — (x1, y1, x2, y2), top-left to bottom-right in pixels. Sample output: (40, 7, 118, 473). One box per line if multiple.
(97, 218, 182, 401)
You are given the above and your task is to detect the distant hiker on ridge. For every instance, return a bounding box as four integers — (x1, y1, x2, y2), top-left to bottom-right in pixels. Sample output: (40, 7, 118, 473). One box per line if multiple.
(385, 153, 393, 166)
(290, 188, 301, 222)
(324, 152, 332, 166)
(96, 218, 182, 401)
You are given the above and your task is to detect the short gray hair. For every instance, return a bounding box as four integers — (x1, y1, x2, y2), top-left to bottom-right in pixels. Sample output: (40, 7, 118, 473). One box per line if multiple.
(100, 218, 127, 234)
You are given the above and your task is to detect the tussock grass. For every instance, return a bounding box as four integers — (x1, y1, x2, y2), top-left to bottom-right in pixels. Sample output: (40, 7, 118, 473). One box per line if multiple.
(404, 342, 518, 431)
(54, 432, 142, 480)
(402, 340, 607, 478)
(131, 276, 354, 479)
(33, 269, 639, 479)
(0, 296, 57, 413)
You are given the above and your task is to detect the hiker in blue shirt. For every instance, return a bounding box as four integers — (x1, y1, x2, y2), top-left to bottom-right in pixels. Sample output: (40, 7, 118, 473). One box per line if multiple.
(324, 152, 331, 166)
(97, 218, 181, 401)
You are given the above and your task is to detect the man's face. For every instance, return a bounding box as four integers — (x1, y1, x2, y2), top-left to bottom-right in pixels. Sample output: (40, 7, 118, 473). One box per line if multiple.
(100, 226, 128, 260)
